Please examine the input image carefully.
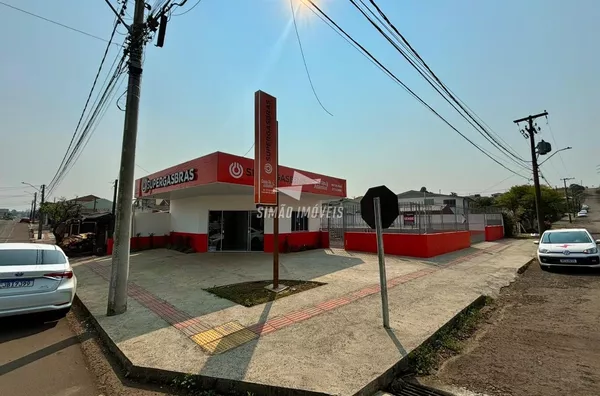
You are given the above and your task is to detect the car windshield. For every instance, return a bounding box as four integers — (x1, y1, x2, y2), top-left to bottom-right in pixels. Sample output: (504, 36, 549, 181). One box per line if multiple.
(541, 231, 592, 244)
(0, 249, 67, 266)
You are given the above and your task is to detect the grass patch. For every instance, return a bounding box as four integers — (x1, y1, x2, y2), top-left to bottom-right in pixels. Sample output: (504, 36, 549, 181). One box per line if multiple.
(406, 296, 494, 375)
(204, 280, 326, 307)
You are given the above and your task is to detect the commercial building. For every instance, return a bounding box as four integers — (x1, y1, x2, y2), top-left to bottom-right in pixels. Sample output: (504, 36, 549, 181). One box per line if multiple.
(108, 151, 346, 254)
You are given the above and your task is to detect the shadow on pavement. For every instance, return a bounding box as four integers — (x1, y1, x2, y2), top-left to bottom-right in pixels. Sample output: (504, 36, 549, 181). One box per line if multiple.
(0, 316, 59, 344)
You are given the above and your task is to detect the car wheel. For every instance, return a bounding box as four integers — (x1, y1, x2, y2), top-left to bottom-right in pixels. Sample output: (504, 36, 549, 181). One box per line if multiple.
(44, 308, 70, 322)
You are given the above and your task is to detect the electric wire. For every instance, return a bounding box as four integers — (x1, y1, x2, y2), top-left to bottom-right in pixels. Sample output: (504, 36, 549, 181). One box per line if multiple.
(172, 0, 202, 16)
(302, 0, 529, 180)
(289, 0, 333, 116)
(47, 56, 127, 196)
(544, 116, 569, 175)
(46, 13, 125, 193)
(352, 0, 530, 171)
(365, 0, 527, 165)
(0, 1, 123, 46)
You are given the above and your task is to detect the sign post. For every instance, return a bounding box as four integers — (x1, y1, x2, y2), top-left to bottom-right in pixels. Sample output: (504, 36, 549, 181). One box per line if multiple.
(360, 185, 399, 329)
(254, 90, 283, 291)
(373, 197, 390, 328)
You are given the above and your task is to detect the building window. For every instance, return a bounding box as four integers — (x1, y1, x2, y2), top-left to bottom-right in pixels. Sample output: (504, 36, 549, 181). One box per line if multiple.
(443, 199, 457, 207)
(291, 211, 309, 231)
(424, 198, 434, 205)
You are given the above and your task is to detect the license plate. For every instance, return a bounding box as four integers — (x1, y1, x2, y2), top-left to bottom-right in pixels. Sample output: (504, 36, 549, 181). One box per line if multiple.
(0, 279, 35, 289)
(560, 259, 577, 264)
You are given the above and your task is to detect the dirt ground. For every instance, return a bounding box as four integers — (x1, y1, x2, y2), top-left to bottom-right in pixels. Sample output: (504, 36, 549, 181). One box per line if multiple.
(429, 193, 600, 396)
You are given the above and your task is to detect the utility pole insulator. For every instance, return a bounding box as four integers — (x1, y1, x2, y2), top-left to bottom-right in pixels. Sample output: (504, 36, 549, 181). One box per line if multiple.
(156, 14, 168, 47)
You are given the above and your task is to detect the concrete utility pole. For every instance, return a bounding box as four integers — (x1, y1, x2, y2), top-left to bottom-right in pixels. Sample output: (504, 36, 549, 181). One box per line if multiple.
(111, 179, 118, 216)
(514, 111, 548, 235)
(107, 0, 147, 316)
(37, 184, 45, 239)
(561, 177, 575, 223)
(32, 192, 37, 223)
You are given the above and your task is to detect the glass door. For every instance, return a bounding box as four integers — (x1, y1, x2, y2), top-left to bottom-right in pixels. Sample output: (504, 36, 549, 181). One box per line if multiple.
(208, 211, 223, 252)
(248, 211, 264, 251)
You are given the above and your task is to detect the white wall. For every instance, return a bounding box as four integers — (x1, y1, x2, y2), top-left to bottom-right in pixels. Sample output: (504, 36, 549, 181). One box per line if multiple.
(133, 212, 171, 236)
(170, 194, 323, 235)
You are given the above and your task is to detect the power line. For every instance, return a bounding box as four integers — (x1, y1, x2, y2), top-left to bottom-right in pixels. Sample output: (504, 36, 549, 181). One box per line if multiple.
(352, 0, 530, 171)
(0, 1, 122, 46)
(289, 0, 333, 116)
(544, 115, 569, 175)
(302, 0, 529, 180)
(46, 14, 125, 191)
(172, 0, 202, 16)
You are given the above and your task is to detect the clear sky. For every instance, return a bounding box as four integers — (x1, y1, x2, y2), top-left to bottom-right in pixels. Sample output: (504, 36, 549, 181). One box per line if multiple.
(1, 0, 599, 210)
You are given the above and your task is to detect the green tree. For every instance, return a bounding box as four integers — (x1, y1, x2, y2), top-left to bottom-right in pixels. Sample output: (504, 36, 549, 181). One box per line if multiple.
(495, 185, 566, 232)
(40, 198, 82, 244)
(470, 196, 496, 209)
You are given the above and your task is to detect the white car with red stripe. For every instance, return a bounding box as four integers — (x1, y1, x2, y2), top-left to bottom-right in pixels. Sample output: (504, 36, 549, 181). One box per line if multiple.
(535, 228, 600, 270)
(0, 243, 77, 319)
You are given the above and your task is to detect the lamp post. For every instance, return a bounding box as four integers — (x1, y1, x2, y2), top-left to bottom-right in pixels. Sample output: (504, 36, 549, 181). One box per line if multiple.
(538, 146, 572, 167)
(22, 182, 45, 239)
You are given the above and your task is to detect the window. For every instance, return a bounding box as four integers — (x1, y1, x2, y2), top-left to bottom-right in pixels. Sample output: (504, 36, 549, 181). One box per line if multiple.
(443, 199, 457, 207)
(291, 211, 309, 231)
(0, 249, 67, 266)
(424, 198, 434, 205)
(541, 231, 592, 244)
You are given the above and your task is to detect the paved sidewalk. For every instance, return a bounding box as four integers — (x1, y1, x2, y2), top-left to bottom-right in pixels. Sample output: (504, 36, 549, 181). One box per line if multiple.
(73, 239, 534, 395)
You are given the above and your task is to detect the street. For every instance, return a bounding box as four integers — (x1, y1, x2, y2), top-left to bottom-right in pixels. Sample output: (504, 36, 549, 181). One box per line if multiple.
(426, 196, 600, 396)
(0, 220, 100, 396)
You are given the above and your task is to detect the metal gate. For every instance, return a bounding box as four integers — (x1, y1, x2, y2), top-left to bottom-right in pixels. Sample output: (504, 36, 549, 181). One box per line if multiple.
(321, 202, 345, 248)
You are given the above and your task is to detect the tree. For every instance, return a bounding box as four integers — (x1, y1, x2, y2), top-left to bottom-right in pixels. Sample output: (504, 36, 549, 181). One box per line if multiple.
(471, 196, 496, 209)
(40, 198, 82, 244)
(495, 185, 566, 232)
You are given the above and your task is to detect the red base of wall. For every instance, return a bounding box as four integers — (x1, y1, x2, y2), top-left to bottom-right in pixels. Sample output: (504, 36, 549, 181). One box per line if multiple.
(106, 231, 328, 255)
(264, 231, 327, 253)
(344, 231, 471, 258)
(484, 225, 504, 241)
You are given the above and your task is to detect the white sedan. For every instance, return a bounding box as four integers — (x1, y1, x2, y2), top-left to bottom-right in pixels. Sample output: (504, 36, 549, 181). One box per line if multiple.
(0, 243, 77, 319)
(535, 228, 600, 270)
(577, 211, 588, 218)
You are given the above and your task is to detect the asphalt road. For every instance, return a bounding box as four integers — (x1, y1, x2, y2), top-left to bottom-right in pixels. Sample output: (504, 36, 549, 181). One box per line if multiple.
(0, 220, 100, 396)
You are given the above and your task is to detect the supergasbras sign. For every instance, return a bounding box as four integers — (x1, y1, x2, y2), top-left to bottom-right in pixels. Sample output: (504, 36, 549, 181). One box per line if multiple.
(141, 168, 196, 193)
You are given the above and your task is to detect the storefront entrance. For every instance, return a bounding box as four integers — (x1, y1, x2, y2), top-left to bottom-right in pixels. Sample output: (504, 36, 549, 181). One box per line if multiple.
(208, 211, 264, 252)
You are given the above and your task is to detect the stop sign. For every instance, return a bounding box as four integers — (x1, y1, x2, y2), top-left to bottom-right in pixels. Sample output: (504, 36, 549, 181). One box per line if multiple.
(360, 185, 399, 229)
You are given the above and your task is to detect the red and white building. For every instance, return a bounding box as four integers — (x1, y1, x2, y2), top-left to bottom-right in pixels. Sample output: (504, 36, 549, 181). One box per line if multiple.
(107, 151, 346, 254)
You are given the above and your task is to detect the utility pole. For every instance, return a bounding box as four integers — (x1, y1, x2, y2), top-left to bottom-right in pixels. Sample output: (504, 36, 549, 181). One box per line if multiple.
(561, 177, 575, 223)
(29, 196, 35, 220)
(111, 179, 118, 216)
(37, 184, 45, 239)
(514, 111, 548, 235)
(107, 0, 147, 316)
(32, 192, 37, 224)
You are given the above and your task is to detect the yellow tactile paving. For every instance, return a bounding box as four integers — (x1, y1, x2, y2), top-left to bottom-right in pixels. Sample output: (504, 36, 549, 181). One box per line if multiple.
(189, 321, 247, 347)
(201, 328, 258, 355)
(190, 329, 223, 346)
(214, 321, 245, 336)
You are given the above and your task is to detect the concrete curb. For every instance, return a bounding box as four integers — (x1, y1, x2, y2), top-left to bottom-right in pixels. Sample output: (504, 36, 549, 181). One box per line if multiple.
(356, 295, 489, 396)
(517, 258, 536, 274)
(72, 296, 330, 396)
(360, 258, 537, 396)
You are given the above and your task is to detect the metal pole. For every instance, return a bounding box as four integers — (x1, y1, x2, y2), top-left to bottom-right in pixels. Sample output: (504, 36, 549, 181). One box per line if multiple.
(37, 185, 45, 239)
(373, 197, 390, 329)
(107, 0, 146, 316)
(273, 196, 280, 289)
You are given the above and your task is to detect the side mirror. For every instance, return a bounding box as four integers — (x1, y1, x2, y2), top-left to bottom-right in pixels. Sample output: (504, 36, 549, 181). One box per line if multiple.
(533, 240, 539, 245)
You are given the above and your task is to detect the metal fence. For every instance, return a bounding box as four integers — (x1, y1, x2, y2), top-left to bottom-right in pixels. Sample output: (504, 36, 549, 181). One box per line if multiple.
(320, 200, 504, 247)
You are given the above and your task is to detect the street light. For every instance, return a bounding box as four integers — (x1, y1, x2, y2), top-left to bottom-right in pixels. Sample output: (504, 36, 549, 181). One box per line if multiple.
(539, 146, 572, 166)
(21, 182, 40, 192)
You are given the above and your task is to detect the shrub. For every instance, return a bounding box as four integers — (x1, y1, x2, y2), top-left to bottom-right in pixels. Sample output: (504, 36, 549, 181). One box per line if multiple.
(502, 212, 515, 237)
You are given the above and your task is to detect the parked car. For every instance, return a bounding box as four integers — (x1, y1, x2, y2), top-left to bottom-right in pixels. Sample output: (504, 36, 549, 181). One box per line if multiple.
(577, 211, 588, 218)
(19, 217, 31, 223)
(0, 243, 77, 320)
(535, 228, 600, 270)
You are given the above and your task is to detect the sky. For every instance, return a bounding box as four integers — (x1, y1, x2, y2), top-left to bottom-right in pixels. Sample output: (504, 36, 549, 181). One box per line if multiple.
(1, 0, 599, 210)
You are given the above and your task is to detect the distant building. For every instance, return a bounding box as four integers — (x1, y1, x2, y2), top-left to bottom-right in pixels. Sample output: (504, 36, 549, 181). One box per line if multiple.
(396, 190, 471, 213)
(68, 195, 113, 214)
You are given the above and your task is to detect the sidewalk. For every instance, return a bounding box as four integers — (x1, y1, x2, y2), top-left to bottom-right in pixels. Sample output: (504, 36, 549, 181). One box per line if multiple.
(28, 224, 55, 244)
(73, 239, 534, 396)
